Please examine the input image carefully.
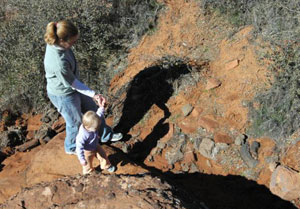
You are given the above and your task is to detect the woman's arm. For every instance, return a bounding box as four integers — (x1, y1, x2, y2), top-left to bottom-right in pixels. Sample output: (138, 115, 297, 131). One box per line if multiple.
(71, 78, 96, 98)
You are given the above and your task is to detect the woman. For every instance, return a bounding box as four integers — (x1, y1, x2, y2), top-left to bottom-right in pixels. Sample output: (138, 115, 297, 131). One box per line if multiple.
(44, 20, 122, 154)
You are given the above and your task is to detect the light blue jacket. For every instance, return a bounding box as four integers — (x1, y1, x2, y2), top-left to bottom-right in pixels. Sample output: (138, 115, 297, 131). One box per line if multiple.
(44, 44, 79, 96)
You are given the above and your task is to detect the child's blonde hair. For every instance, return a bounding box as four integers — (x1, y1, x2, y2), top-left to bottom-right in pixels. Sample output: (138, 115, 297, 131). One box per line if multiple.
(82, 111, 101, 130)
(44, 20, 79, 45)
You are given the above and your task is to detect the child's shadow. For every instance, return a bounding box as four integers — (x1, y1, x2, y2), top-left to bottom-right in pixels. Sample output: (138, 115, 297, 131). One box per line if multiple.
(113, 61, 191, 164)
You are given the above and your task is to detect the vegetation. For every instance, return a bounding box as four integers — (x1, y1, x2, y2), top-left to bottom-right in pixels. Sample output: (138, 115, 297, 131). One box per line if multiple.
(0, 0, 161, 112)
(202, 0, 300, 140)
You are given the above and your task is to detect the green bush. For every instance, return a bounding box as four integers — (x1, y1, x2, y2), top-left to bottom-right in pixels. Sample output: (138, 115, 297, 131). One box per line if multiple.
(201, 0, 300, 45)
(0, 0, 161, 112)
(248, 46, 300, 139)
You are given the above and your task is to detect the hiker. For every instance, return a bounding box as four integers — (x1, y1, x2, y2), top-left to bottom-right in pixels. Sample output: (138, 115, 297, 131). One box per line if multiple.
(43, 20, 122, 155)
(76, 96, 116, 174)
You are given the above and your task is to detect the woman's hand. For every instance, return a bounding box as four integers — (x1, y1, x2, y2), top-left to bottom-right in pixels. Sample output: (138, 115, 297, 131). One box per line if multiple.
(96, 96, 106, 107)
(93, 94, 102, 101)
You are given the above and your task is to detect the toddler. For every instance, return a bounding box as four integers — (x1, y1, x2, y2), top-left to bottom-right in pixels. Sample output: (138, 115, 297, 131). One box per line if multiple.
(76, 96, 115, 174)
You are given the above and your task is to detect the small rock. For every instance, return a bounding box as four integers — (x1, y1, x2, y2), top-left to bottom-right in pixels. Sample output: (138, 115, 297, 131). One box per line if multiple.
(42, 187, 52, 196)
(214, 132, 234, 144)
(75, 183, 84, 192)
(240, 142, 258, 168)
(211, 143, 229, 158)
(181, 163, 190, 172)
(225, 59, 239, 70)
(42, 116, 51, 123)
(189, 163, 199, 173)
(165, 147, 184, 165)
(235, 134, 247, 146)
(250, 141, 260, 159)
(106, 192, 116, 200)
(215, 143, 229, 150)
(157, 141, 166, 149)
(181, 104, 194, 117)
(205, 78, 221, 90)
(121, 143, 130, 153)
(199, 138, 215, 159)
(241, 100, 249, 107)
(206, 160, 211, 167)
(147, 155, 154, 162)
(192, 138, 202, 151)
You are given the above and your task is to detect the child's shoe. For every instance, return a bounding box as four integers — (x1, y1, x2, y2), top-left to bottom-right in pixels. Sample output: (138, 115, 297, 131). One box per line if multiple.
(111, 133, 123, 142)
(65, 150, 77, 155)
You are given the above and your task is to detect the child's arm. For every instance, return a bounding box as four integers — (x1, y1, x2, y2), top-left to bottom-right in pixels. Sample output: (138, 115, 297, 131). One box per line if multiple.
(76, 126, 88, 165)
(95, 96, 106, 118)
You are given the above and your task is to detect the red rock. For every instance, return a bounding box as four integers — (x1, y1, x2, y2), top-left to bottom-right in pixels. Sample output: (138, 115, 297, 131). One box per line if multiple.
(184, 151, 195, 164)
(198, 116, 219, 133)
(178, 117, 198, 134)
(27, 114, 43, 131)
(163, 123, 174, 141)
(51, 117, 65, 133)
(257, 167, 273, 187)
(214, 132, 234, 144)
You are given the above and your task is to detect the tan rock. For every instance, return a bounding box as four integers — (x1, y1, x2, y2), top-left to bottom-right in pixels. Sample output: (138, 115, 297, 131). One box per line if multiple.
(191, 107, 203, 118)
(205, 78, 221, 90)
(225, 59, 239, 70)
(281, 141, 300, 171)
(270, 165, 300, 201)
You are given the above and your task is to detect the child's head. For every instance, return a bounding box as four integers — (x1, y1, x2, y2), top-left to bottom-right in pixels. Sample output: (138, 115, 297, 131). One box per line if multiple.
(44, 20, 79, 47)
(82, 111, 101, 132)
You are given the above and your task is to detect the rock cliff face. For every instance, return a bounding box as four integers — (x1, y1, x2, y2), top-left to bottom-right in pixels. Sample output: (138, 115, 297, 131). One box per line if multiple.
(0, 174, 202, 209)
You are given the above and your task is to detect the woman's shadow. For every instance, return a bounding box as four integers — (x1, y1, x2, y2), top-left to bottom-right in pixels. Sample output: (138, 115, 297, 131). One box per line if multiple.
(113, 60, 191, 162)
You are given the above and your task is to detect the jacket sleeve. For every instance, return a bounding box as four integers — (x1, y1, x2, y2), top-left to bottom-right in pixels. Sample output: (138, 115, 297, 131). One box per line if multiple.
(71, 78, 95, 97)
(96, 107, 105, 119)
(76, 127, 87, 165)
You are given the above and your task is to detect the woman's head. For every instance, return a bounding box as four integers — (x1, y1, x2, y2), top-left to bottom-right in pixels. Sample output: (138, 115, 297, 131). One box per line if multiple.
(44, 20, 79, 48)
(82, 111, 101, 132)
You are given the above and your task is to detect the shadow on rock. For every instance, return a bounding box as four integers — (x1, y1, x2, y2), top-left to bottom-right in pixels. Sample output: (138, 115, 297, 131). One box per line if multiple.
(164, 172, 297, 209)
(113, 58, 191, 163)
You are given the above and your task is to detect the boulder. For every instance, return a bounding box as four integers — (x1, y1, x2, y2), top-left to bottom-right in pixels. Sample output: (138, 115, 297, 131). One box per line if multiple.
(270, 165, 300, 201)
(0, 174, 204, 209)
